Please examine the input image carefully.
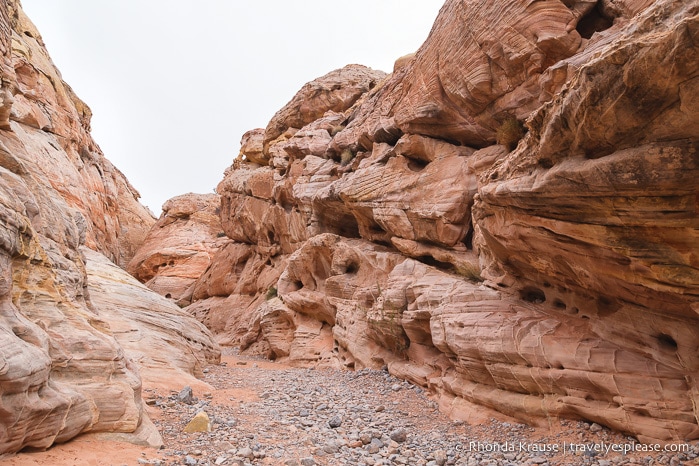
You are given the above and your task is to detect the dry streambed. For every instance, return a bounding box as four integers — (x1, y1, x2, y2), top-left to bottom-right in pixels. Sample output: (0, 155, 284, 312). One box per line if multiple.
(142, 354, 698, 466)
(6, 353, 699, 466)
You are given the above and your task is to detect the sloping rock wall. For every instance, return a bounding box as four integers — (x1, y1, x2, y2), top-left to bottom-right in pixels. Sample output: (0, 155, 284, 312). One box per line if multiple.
(134, 0, 698, 444)
(0, 1, 220, 455)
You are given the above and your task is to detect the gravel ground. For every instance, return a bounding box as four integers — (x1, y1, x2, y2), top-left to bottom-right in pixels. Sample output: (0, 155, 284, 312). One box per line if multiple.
(138, 352, 699, 466)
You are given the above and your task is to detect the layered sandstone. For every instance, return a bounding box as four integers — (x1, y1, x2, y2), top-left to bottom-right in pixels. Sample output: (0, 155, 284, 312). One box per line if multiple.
(134, 0, 698, 444)
(0, 1, 219, 455)
(127, 193, 229, 305)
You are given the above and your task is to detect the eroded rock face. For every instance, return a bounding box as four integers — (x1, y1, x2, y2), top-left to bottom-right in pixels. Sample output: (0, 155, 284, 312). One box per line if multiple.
(0, 1, 219, 455)
(6, 3, 155, 267)
(132, 0, 698, 444)
(263, 65, 387, 151)
(86, 247, 220, 387)
(127, 193, 229, 305)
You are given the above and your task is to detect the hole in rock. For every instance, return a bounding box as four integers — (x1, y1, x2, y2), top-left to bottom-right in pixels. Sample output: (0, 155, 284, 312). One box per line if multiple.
(657, 333, 678, 351)
(553, 299, 567, 310)
(165, 293, 172, 299)
(316, 211, 361, 239)
(520, 286, 546, 304)
(345, 262, 359, 274)
(290, 280, 303, 291)
(416, 255, 455, 272)
(538, 158, 553, 169)
(462, 228, 474, 250)
(374, 239, 393, 248)
(597, 295, 621, 317)
(406, 158, 429, 172)
(266, 230, 275, 243)
(576, 3, 614, 39)
(368, 222, 386, 235)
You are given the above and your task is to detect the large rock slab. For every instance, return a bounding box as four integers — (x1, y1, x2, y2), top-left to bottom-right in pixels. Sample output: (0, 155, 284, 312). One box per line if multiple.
(86, 247, 220, 387)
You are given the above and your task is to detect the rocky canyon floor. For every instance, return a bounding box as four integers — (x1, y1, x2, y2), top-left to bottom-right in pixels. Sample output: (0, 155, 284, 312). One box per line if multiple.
(6, 350, 699, 466)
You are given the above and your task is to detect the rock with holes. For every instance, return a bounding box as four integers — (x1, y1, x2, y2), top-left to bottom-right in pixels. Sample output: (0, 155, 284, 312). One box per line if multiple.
(217, 163, 307, 254)
(329, 143, 475, 247)
(330, 0, 617, 153)
(130, 0, 699, 444)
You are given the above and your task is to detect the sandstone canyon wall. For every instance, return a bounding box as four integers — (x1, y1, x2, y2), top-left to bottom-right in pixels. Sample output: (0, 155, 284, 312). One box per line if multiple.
(135, 0, 698, 444)
(0, 1, 219, 455)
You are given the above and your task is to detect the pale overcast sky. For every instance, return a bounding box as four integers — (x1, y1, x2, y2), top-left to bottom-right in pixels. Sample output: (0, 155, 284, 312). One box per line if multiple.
(21, 1, 444, 213)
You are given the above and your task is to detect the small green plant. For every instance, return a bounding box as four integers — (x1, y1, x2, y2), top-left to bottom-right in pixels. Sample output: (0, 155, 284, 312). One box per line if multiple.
(340, 148, 355, 166)
(496, 116, 525, 151)
(329, 124, 345, 136)
(455, 263, 483, 283)
(216, 231, 227, 238)
(265, 286, 278, 300)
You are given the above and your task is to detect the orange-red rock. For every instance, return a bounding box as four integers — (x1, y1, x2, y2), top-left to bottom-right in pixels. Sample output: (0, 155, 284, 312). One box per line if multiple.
(133, 0, 699, 444)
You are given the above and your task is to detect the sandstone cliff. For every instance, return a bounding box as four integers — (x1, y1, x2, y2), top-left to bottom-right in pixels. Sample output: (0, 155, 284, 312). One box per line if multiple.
(0, 1, 220, 455)
(137, 0, 698, 444)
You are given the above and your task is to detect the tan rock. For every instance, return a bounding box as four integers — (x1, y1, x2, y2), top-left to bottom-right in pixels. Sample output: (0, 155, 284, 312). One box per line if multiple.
(183, 411, 212, 433)
(239, 128, 267, 166)
(85, 247, 220, 386)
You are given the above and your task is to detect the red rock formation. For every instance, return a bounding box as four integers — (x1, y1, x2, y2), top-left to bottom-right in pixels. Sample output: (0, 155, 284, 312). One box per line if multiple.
(0, 1, 220, 455)
(133, 0, 699, 444)
(127, 193, 229, 305)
